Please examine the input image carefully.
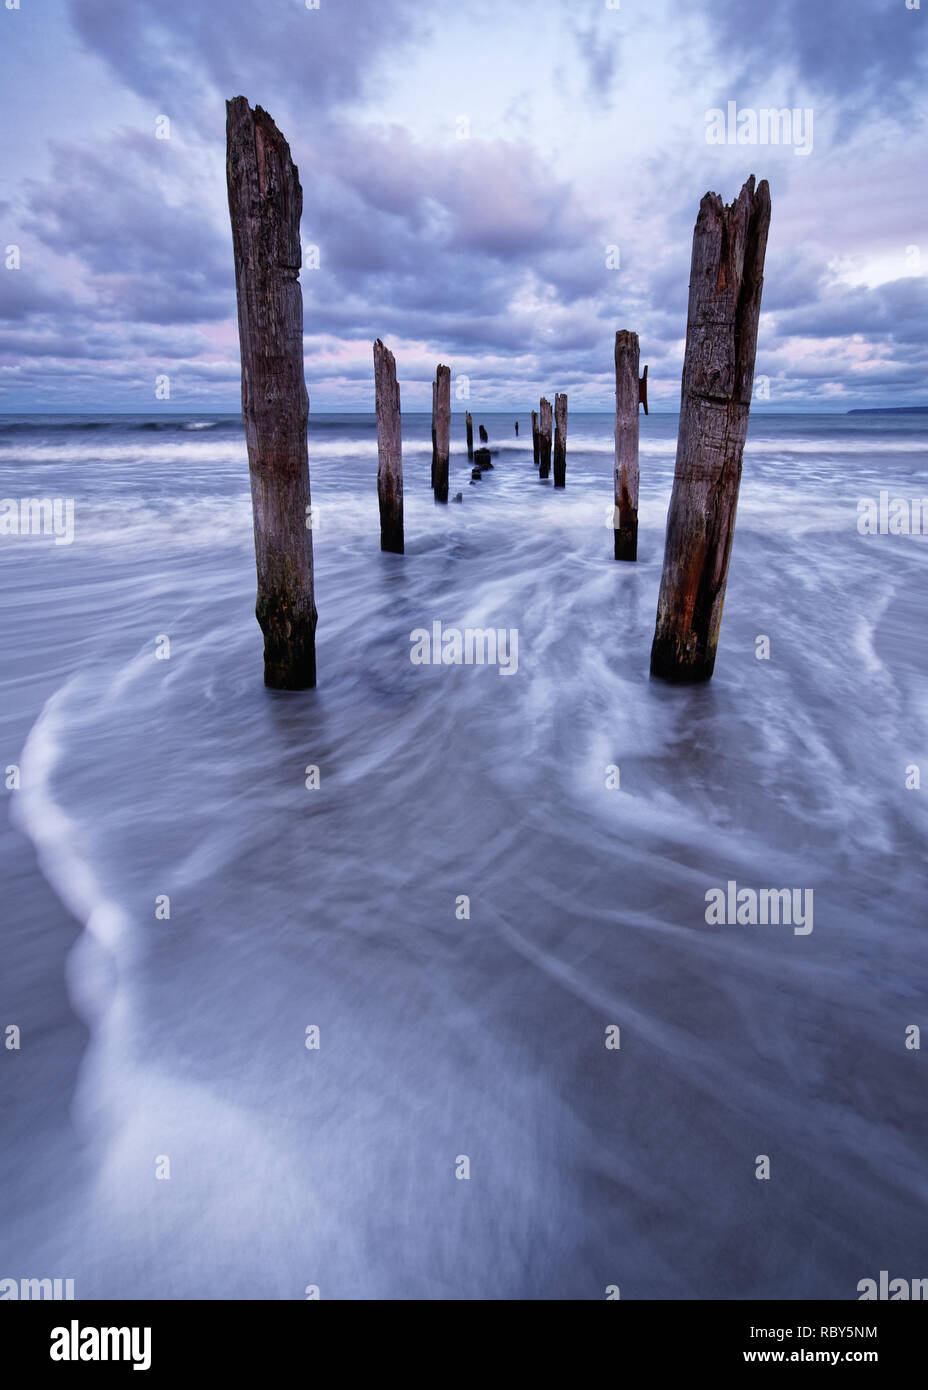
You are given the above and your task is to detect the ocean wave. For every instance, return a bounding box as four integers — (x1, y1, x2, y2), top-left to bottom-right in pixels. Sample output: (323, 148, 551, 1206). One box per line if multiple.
(5, 454, 927, 1296)
(567, 435, 928, 457)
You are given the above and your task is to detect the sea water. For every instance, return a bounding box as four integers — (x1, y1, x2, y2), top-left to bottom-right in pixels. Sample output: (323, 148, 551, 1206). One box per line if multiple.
(1, 410, 926, 1298)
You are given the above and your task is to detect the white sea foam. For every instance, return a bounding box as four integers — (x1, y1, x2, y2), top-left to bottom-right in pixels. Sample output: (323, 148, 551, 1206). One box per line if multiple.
(3, 411, 927, 1298)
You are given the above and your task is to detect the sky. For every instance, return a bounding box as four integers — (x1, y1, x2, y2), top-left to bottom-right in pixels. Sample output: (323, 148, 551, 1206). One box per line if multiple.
(0, 0, 926, 413)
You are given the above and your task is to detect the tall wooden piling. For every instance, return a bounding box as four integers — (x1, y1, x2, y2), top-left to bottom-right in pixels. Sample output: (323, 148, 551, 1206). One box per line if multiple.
(553, 393, 568, 488)
(539, 398, 552, 478)
(373, 339, 403, 554)
(614, 331, 647, 561)
(431, 364, 451, 503)
(531, 410, 539, 463)
(225, 96, 317, 690)
(465, 410, 474, 460)
(650, 176, 771, 682)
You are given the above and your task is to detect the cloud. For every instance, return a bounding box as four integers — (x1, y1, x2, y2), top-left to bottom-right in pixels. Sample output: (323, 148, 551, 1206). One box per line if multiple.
(66, 0, 425, 129)
(702, 0, 927, 130)
(14, 130, 233, 331)
(0, 0, 924, 409)
(570, 17, 620, 102)
(773, 275, 928, 343)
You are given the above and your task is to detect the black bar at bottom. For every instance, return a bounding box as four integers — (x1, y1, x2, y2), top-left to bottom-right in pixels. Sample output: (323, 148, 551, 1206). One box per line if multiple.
(2, 1299, 924, 1376)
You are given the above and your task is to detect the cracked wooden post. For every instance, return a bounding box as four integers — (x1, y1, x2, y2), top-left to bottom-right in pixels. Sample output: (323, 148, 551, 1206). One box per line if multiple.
(650, 176, 771, 682)
(373, 339, 403, 554)
(553, 392, 568, 488)
(431, 364, 451, 502)
(226, 95, 317, 690)
(539, 397, 552, 478)
(614, 331, 647, 561)
(531, 409, 539, 463)
(465, 410, 474, 460)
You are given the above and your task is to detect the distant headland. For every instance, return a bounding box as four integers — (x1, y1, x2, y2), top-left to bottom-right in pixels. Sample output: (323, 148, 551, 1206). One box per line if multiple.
(847, 406, 928, 415)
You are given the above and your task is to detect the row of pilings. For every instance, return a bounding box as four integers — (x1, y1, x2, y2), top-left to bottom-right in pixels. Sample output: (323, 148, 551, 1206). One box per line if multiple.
(226, 95, 771, 692)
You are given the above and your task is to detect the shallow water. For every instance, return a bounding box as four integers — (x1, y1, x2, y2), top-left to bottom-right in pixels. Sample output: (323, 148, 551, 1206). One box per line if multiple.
(1, 410, 926, 1298)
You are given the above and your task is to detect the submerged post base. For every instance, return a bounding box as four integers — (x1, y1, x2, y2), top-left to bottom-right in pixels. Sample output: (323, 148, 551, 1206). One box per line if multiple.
(614, 518, 638, 562)
(258, 599, 317, 690)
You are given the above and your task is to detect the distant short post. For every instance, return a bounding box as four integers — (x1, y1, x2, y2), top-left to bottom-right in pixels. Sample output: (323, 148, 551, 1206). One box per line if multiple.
(553, 393, 568, 488)
(479, 423, 488, 444)
(614, 331, 647, 561)
(650, 176, 771, 682)
(465, 410, 474, 460)
(373, 338, 403, 554)
(539, 397, 552, 478)
(431, 364, 451, 503)
(225, 95, 317, 690)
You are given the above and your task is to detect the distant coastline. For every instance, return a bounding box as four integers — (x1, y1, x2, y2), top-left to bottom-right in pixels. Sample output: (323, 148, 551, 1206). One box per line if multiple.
(847, 406, 928, 415)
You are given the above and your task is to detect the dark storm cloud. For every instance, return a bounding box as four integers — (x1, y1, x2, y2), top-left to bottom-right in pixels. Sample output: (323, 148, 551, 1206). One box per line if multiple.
(705, 0, 927, 121)
(0, 320, 211, 360)
(0, 269, 74, 321)
(774, 275, 928, 344)
(286, 125, 613, 357)
(15, 132, 234, 327)
(23, 134, 228, 280)
(66, 0, 425, 127)
(312, 126, 603, 267)
(758, 248, 834, 313)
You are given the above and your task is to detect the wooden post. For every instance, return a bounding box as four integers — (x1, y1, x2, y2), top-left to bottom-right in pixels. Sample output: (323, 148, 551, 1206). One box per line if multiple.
(539, 397, 552, 478)
(514, 420, 519, 436)
(225, 96, 317, 690)
(553, 392, 567, 488)
(431, 364, 451, 503)
(373, 339, 403, 554)
(614, 331, 647, 561)
(650, 176, 771, 682)
(531, 410, 539, 463)
(479, 423, 488, 443)
(465, 410, 474, 460)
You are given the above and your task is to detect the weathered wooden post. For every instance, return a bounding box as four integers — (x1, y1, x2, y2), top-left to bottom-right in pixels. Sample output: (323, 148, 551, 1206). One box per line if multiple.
(539, 397, 552, 478)
(226, 95, 317, 690)
(373, 339, 403, 554)
(514, 420, 519, 436)
(431, 364, 451, 503)
(531, 410, 539, 463)
(553, 393, 568, 488)
(479, 423, 488, 443)
(465, 410, 474, 460)
(614, 332, 648, 561)
(650, 176, 771, 682)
